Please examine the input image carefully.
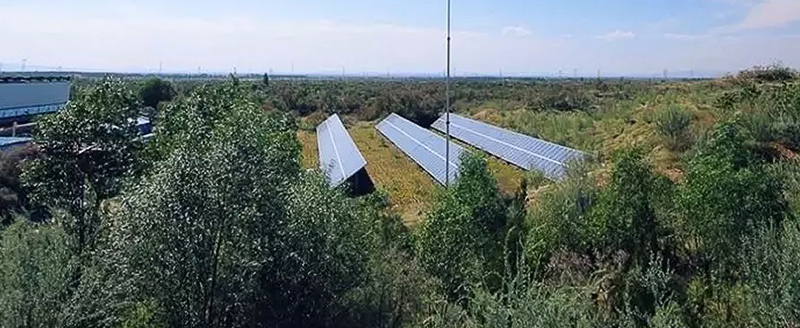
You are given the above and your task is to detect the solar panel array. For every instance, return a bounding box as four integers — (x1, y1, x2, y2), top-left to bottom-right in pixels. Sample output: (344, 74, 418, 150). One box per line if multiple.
(317, 114, 368, 187)
(432, 113, 583, 180)
(376, 113, 465, 185)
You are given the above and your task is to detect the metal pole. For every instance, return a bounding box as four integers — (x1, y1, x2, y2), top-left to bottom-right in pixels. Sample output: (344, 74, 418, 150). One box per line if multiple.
(445, 0, 452, 188)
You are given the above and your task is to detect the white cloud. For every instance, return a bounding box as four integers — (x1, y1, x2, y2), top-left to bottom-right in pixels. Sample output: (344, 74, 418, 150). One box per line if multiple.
(663, 33, 712, 41)
(739, 0, 800, 29)
(594, 30, 636, 40)
(501, 26, 532, 37)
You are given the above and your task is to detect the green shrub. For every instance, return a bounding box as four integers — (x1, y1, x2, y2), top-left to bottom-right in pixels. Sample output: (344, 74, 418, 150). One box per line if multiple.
(0, 145, 40, 227)
(737, 64, 798, 83)
(679, 123, 789, 276)
(588, 150, 667, 263)
(654, 105, 693, 151)
(0, 221, 73, 327)
(416, 153, 507, 300)
(524, 164, 596, 269)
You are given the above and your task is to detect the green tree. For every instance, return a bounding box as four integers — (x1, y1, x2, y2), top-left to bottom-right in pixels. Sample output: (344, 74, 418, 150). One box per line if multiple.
(416, 153, 507, 300)
(23, 78, 142, 255)
(138, 78, 176, 109)
(102, 83, 369, 327)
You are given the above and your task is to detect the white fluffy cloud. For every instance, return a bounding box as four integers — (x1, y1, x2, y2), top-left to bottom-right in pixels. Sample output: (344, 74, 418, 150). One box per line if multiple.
(594, 30, 636, 41)
(501, 26, 532, 38)
(663, 33, 712, 40)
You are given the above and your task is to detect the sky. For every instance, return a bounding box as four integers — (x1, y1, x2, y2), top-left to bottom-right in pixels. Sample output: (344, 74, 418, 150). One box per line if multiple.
(1, 0, 800, 76)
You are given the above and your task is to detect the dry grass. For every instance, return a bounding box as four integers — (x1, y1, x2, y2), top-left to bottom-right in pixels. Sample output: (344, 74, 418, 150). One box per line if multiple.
(349, 122, 439, 225)
(298, 122, 438, 225)
(297, 130, 319, 169)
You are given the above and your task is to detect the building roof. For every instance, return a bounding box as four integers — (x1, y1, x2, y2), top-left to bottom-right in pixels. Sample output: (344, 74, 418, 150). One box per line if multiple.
(0, 137, 32, 148)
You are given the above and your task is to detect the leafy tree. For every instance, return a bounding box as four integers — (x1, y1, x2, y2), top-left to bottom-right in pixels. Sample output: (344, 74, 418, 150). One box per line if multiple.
(23, 78, 142, 255)
(101, 84, 369, 327)
(139, 78, 176, 109)
(416, 153, 507, 300)
(0, 220, 73, 327)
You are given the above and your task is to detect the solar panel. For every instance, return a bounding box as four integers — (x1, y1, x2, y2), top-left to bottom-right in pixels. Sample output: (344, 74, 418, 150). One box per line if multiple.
(317, 114, 367, 187)
(431, 113, 584, 180)
(376, 113, 465, 185)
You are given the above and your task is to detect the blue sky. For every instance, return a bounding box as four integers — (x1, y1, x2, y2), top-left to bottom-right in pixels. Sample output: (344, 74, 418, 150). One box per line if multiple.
(1, 0, 800, 76)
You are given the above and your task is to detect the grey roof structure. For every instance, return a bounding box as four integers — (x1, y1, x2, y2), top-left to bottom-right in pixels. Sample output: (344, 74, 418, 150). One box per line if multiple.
(0, 137, 32, 149)
(0, 81, 70, 119)
(376, 113, 465, 185)
(431, 113, 584, 180)
(317, 114, 367, 187)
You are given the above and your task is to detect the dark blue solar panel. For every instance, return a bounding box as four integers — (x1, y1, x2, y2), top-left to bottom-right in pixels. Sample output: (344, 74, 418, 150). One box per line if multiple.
(432, 113, 584, 180)
(376, 113, 464, 185)
(317, 114, 367, 187)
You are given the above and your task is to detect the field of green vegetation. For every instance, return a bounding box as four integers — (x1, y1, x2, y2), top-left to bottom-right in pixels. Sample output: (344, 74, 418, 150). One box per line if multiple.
(2, 65, 800, 327)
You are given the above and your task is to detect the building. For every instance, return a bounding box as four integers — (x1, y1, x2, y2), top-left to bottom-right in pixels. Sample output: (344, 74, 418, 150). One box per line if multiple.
(0, 136, 32, 150)
(0, 76, 71, 122)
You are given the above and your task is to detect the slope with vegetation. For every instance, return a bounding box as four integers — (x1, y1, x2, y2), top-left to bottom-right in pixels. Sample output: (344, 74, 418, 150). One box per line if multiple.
(0, 66, 799, 327)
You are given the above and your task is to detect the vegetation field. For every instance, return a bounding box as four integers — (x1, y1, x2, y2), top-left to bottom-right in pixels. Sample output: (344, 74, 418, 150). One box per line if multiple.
(3, 65, 800, 327)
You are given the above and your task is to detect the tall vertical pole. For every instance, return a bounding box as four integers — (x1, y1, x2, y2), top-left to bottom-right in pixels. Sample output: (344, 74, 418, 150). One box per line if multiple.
(445, 0, 452, 188)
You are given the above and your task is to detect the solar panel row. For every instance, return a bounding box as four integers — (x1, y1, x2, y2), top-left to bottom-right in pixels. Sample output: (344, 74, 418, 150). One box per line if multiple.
(376, 113, 465, 185)
(317, 114, 367, 187)
(431, 113, 583, 180)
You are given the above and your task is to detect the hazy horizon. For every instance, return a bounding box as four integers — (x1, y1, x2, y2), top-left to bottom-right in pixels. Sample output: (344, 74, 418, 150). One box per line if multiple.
(2, 0, 800, 76)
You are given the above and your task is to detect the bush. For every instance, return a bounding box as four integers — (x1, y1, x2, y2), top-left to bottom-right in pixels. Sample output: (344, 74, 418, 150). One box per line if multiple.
(0, 221, 73, 327)
(588, 150, 668, 264)
(416, 153, 507, 300)
(679, 123, 789, 276)
(524, 164, 596, 268)
(0, 145, 40, 227)
(654, 105, 693, 151)
(737, 64, 798, 83)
